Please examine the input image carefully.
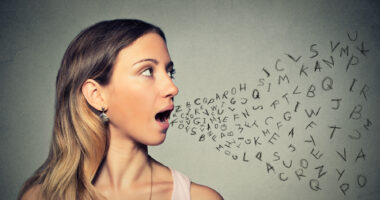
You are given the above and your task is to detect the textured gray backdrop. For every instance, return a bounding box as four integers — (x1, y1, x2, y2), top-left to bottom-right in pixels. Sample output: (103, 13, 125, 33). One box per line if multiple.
(1, 0, 379, 199)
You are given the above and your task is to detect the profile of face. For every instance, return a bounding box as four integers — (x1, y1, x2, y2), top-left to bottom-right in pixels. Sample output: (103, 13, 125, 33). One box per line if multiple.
(101, 32, 179, 146)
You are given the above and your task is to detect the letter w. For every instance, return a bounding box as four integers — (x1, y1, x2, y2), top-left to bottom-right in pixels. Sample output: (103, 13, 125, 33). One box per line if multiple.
(304, 107, 321, 118)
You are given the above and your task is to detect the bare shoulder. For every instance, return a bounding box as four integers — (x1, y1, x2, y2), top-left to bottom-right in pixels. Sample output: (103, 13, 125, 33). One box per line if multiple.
(190, 182, 223, 200)
(20, 185, 41, 200)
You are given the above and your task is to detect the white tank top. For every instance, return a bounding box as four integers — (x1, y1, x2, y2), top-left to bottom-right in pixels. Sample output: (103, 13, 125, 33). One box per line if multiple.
(170, 168, 191, 200)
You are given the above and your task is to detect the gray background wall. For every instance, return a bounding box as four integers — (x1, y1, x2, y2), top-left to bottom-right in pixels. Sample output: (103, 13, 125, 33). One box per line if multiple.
(1, 0, 379, 199)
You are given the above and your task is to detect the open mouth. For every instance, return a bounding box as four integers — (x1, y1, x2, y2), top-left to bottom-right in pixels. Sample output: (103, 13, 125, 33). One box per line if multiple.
(155, 110, 172, 122)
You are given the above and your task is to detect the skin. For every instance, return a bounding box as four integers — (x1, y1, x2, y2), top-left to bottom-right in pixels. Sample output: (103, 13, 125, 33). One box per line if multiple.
(21, 33, 223, 200)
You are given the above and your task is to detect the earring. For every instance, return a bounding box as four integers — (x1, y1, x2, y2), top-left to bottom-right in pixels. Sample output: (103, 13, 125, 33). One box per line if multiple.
(99, 107, 109, 123)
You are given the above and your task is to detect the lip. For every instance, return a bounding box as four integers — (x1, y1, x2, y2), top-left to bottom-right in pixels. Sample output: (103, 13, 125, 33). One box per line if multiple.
(157, 104, 174, 114)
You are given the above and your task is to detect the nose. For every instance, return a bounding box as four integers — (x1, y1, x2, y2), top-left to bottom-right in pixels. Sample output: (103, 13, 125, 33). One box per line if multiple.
(165, 79, 179, 98)
(161, 73, 179, 99)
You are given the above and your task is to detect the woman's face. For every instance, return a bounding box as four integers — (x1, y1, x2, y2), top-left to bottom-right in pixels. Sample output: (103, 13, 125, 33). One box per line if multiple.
(102, 32, 178, 145)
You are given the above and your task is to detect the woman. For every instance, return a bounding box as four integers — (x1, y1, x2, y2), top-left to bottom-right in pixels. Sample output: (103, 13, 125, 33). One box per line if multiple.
(19, 19, 223, 200)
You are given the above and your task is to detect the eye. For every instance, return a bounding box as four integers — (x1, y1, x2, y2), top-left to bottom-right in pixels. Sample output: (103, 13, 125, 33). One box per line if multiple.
(167, 68, 176, 79)
(142, 68, 153, 77)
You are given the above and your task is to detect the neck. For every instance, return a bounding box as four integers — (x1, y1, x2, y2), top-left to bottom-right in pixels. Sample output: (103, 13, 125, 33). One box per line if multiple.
(95, 127, 151, 191)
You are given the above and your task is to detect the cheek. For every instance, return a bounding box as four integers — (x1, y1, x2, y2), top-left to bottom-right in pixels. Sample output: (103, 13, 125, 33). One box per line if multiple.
(108, 82, 156, 126)
(126, 89, 154, 118)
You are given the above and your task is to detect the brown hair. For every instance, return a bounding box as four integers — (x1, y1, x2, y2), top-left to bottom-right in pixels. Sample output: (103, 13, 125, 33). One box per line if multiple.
(19, 19, 166, 200)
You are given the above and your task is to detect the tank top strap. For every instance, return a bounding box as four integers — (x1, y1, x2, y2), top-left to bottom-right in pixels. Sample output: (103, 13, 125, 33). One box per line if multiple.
(170, 168, 191, 200)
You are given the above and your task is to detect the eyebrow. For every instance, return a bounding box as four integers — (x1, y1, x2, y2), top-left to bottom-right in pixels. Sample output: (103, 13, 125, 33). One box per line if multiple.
(132, 58, 174, 69)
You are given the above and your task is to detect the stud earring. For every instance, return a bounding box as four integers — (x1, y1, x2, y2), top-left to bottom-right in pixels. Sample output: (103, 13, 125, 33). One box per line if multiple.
(99, 107, 109, 123)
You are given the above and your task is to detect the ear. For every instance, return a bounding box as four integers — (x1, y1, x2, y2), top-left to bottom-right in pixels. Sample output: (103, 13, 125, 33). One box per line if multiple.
(81, 79, 107, 111)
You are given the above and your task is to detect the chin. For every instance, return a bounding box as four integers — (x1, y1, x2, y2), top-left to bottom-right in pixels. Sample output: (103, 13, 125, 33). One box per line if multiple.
(146, 134, 167, 146)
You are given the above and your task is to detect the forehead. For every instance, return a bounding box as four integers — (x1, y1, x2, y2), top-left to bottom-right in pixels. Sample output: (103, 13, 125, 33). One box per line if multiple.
(115, 32, 170, 65)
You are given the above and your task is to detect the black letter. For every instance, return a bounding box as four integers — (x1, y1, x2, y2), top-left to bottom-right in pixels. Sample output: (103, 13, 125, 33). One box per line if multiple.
(340, 183, 349, 195)
(346, 55, 359, 72)
(357, 174, 367, 188)
(310, 44, 319, 58)
(322, 76, 333, 91)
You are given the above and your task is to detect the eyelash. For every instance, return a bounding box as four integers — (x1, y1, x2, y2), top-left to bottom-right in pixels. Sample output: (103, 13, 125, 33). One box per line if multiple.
(168, 68, 176, 80)
(141, 67, 176, 80)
